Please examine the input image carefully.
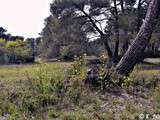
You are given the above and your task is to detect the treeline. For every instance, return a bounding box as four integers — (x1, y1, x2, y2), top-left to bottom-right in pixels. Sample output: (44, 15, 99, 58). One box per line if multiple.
(1, 0, 159, 67)
(0, 27, 36, 64)
(39, 0, 160, 62)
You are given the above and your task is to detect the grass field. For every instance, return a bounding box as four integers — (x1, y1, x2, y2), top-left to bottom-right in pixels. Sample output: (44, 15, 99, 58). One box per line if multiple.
(0, 62, 159, 82)
(0, 62, 71, 82)
(0, 61, 159, 119)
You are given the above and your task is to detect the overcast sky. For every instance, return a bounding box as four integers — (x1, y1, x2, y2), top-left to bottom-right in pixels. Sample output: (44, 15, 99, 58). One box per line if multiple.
(0, 0, 52, 38)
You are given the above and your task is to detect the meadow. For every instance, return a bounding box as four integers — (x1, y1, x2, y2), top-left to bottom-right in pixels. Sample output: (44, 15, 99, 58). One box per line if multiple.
(0, 62, 71, 82)
(0, 60, 160, 120)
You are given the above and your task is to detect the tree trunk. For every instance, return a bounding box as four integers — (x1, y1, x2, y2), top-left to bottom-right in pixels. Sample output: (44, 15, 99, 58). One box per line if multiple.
(121, 30, 129, 55)
(120, 0, 124, 13)
(137, 0, 143, 32)
(102, 35, 113, 59)
(120, 0, 129, 55)
(113, 0, 120, 62)
(116, 0, 160, 75)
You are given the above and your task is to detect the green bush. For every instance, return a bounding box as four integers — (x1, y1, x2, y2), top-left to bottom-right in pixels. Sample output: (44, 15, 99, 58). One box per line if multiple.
(60, 46, 75, 61)
(67, 55, 86, 79)
(6, 40, 32, 63)
(0, 39, 35, 64)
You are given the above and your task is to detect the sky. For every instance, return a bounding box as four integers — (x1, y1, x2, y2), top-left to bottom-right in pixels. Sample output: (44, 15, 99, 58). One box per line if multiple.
(0, 0, 53, 38)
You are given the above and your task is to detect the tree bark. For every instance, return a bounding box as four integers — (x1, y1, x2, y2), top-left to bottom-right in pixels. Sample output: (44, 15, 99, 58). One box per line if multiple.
(137, 0, 143, 32)
(113, 0, 120, 61)
(120, 0, 129, 55)
(116, 0, 160, 75)
(121, 30, 129, 55)
(102, 35, 113, 58)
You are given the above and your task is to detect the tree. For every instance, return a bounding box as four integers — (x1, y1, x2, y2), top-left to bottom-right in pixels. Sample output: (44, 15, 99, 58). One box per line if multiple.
(40, 12, 88, 58)
(0, 27, 7, 35)
(46, 0, 131, 63)
(116, 0, 160, 75)
(43, 0, 160, 67)
(49, 0, 114, 60)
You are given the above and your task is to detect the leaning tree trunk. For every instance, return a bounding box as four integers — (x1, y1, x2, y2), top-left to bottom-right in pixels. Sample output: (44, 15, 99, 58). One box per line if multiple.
(116, 0, 160, 75)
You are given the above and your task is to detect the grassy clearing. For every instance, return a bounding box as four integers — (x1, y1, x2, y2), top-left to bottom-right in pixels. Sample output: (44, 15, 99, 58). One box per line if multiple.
(0, 62, 71, 82)
(132, 64, 160, 79)
(138, 69, 160, 75)
(0, 61, 159, 119)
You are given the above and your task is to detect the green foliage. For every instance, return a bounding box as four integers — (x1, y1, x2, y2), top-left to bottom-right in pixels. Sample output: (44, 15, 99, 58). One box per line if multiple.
(48, 108, 61, 118)
(121, 76, 134, 90)
(99, 54, 109, 89)
(61, 112, 87, 120)
(67, 55, 86, 79)
(67, 85, 82, 105)
(0, 39, 34, 64)
(60, 46, 75, 60)
(40, 12, 88, 59)
(0, 38, 6, 47)
(6, 40, 32, 63)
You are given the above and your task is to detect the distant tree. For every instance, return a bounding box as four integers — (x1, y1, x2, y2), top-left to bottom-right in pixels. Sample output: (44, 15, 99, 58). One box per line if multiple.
(46, 0, 113, 60)
(26, 38, 36, 56)
(0, 27, 7, 35)
(40, 8, 88, 59)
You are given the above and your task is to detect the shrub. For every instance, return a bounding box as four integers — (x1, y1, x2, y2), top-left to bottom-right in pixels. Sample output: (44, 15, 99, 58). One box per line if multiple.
(67, 55, 86, 79)
(5, 40, 33, 63)
(60, 46, 75, 61)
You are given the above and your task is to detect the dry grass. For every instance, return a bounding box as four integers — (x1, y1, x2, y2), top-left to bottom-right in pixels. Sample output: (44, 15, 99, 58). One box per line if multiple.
(0, 62, 72, 82)
(0, 62, 159, 119)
